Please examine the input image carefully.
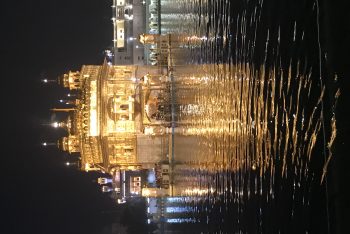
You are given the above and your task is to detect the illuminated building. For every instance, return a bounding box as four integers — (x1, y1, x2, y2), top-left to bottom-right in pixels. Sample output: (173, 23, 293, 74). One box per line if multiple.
(111, 0, 165, 65)
(111, 0, 146, 65)
(53, 26, 197, 201)
(56, 61, 170, 174)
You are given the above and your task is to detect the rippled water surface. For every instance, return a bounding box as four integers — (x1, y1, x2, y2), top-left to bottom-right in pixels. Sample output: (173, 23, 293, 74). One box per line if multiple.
(153, 0, 338, 233)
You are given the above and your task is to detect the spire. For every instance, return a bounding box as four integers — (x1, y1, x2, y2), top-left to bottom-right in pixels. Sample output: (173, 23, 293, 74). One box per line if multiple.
(41, 79, 57, 84)
(58, 71, 82, 90)
(50, 108, 75, 112)
(42, 142, 56, 146)
(58, 99, 79, 105)
(51, 116, 72, 133)
(57, 135, 80, 153)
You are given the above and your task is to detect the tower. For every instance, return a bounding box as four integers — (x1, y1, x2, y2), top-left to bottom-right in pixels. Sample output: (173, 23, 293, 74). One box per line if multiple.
(52, 116, 73, 133)
(58, 71, 82, 90)
(57, 135, 80, 153)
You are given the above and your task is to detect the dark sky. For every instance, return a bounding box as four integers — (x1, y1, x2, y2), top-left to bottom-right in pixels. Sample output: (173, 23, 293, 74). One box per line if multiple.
(1, 0, 350, 233)
(2, 0, 115, 233)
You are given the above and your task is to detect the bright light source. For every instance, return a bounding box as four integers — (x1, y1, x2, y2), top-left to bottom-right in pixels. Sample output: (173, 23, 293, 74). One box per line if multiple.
(42, 79, 48, 83)
(67, 93, 71, 97)
(52, 122, 59, 128)
(59, 99, 63, 103)
(42, 142, 47, 146)
(117, 198, 126, 204)
(66, 162, 70, 166)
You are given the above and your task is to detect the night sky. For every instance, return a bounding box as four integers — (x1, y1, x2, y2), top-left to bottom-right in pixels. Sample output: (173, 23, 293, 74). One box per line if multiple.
(2, 0, 350, 234)
(2, 0, 116, 233)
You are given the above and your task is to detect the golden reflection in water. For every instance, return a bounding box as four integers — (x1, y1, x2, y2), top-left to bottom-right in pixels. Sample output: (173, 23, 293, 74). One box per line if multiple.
(172, 62, 328, 185)
(151, 1, 341, 231)
(160, 0, 338, 203)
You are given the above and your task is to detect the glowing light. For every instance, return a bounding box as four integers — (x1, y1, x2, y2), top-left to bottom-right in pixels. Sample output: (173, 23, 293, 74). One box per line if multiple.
(167, 197, 190, 202)
(117, 198, 126, 204)
(183, 188, 215, 196)
(42, 142, 47, 146)
(166, 207, 193, 213)
(66, 162, 70, 166)
(89, 81, 99, 136)
(252, 163, 257, 170)
(42, 79, 56, 83)
(52, 122, 59, 128)
(142, 189, 151, 197)
(85, 163, 90, 172)
(166, 218, 196, 223)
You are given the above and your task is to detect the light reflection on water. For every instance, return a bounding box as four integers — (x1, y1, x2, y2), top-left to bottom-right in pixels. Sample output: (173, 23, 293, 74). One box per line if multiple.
(154, 0, 338, 232)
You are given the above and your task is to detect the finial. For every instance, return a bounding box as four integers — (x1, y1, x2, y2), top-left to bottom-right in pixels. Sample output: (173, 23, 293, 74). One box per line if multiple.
(42, 142, 56, 146)
(41, 79, 56, 83)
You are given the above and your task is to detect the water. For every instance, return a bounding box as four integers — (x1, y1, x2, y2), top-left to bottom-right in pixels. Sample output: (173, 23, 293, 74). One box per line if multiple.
(148, 0, 339, 233)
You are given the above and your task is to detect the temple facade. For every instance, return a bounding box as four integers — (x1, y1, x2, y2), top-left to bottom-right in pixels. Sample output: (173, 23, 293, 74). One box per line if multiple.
(57, 61, 170, 175)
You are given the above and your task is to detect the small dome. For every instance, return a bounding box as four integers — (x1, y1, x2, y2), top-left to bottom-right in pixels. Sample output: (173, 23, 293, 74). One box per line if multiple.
(57, 137, 69, 151)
